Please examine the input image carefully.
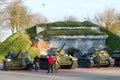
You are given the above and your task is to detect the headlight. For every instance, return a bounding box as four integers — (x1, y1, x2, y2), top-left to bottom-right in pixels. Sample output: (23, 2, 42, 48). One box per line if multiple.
(91, 57, 93, 59)
(6, 59, 11, 61)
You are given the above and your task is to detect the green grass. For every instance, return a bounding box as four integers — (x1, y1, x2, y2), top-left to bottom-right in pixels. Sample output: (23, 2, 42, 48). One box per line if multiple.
(0, 21, 120, 61)
(0, 31, 40, 61)
(100, 27, 120, 56)
(29, 47, 40, 59)
(38, 29, 105, 36)
(36, 21, 97, 27)
(26, 26, 36, 39)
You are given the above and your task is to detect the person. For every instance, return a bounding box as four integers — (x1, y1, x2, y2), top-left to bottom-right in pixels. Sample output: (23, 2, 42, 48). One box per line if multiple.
(33, 55, 39, 71)
(54, 56, 60, 72)
(104, 46, 109, 54)
(95, 54, 101, 68)
(47, 54, 54, 73)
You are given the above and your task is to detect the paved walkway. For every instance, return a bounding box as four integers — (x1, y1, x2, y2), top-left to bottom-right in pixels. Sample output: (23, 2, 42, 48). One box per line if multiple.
(0, 64, 120, 80)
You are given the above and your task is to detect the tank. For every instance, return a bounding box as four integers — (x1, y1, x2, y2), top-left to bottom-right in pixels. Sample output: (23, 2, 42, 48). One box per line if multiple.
(3, 49, 33, 71)
(78, 47, 114, 68)
(39, 43, 78, 69)
(112, 48, 120, 67)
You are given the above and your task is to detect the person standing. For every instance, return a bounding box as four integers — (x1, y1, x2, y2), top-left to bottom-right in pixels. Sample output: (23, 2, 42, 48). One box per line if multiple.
(33, 55, 39, 71)
(96, 54, 101, 68)
(54, 56, 60, 72)
(47, 54, 54, 73)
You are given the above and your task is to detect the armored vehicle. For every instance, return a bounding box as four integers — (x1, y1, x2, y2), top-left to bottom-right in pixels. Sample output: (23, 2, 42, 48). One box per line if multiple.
(78, 47, 114, 68)
(39, 43, 78, 69)
(112, 48, 120, 67)
(3, 49, 33, 71)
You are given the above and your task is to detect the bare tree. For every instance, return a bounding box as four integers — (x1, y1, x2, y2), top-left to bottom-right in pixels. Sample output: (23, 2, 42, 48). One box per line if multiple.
(95, 8, 117, 30)
(88, 8, 120, 35)
(5, 0, 48, 34)
(0, 0, 8, 42)
(84, 8, 120, 36)
(30, 13, 48, 25)
(0, 0, 49, 35)
(5, 0, 33, 34)
(111, 14, 120, 35)
(0, 0, 7, 26)
(6, 0, 24, 33)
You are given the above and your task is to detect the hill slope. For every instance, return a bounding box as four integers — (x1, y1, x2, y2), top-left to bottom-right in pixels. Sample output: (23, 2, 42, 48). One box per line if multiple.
(100, 27, 120, 55)
(0, 21, 120, 61)
(0, 30, 40, 61)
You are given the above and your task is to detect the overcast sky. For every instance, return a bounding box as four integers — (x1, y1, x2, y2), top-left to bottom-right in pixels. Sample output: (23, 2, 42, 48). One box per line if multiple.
(23, 0, 120, 22)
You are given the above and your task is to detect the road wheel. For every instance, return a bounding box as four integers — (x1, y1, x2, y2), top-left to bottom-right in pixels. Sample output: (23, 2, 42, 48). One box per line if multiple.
(3, 61, 11, 71)
(4, 65, 11, 71)
(27, 64, 33, 70)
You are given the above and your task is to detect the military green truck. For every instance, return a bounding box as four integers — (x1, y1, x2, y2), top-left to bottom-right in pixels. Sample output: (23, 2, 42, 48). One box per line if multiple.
(39, 43, 78, 69)
(3, 49, 33, 71)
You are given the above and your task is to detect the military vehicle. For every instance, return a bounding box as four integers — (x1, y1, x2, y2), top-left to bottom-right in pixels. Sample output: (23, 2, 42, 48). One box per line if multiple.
(3, 49, 33, 71)
(78, 47, 114, 68)
(112, 48, 120, 67)
(39, 43, 78, 69)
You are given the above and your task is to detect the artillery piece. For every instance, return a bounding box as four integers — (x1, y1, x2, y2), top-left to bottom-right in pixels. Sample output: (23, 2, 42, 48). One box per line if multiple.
(77, 46, 114, 68)
(39, 43, 78, 69)
(3, 49, 33, 71)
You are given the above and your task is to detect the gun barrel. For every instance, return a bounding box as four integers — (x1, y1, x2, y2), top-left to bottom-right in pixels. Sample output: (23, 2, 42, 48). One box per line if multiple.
(15, 49, 22, 58)
(58, 43, 65, 53)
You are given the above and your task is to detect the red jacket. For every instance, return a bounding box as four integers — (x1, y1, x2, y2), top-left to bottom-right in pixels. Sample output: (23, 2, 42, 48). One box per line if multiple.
(48, 55, 54, 64)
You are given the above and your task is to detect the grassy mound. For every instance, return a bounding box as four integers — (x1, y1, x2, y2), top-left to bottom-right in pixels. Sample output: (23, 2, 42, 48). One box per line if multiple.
(0, 21, 120, 61)
(0, 30, 40, 61)
(100, 27, 120, 55)
(37, 21, 120, 56)
(36, 21, 97, 27)
(38, 29, 105, 36)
